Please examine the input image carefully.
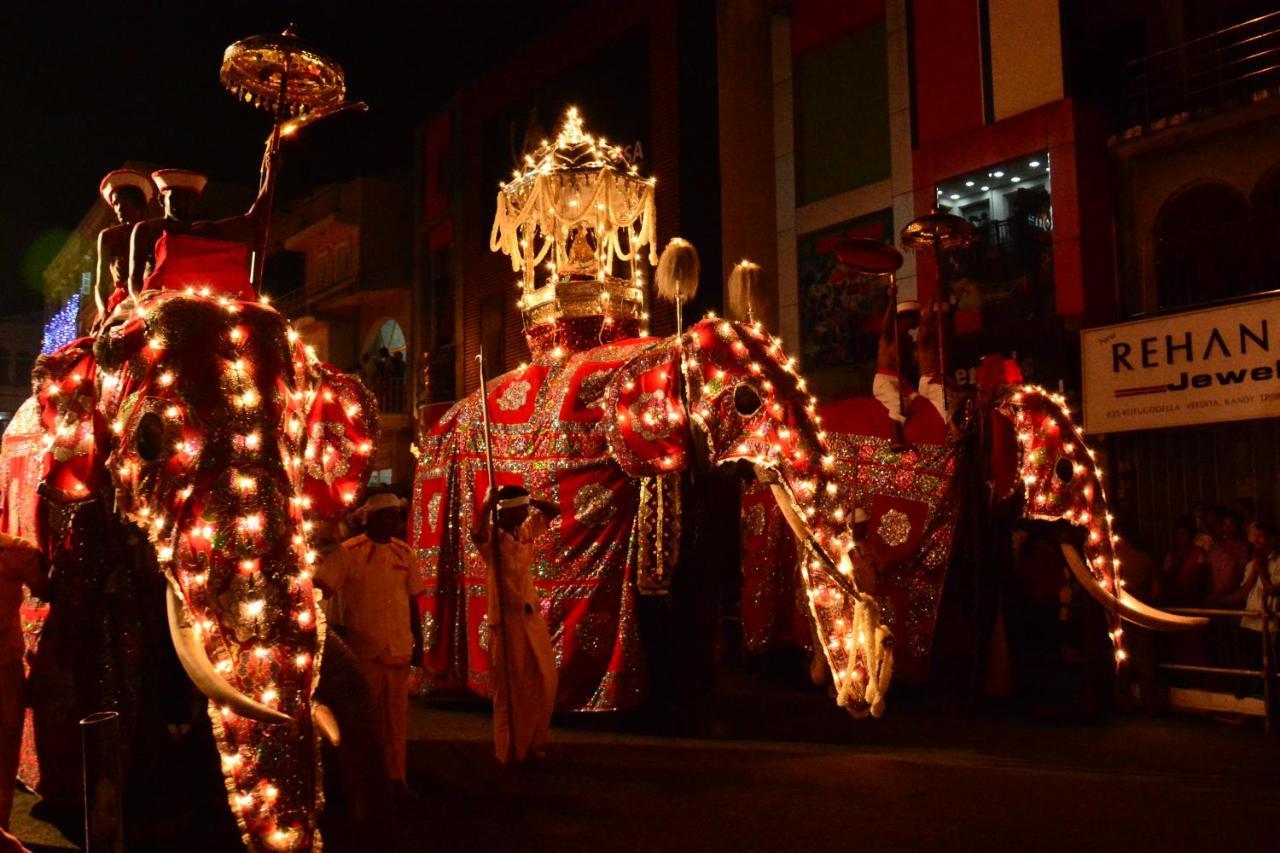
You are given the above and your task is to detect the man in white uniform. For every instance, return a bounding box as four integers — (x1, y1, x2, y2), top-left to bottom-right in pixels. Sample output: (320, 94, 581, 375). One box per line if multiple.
(315, 494, 422, 799)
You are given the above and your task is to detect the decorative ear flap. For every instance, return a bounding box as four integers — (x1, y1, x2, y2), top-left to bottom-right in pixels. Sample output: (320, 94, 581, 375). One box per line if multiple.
(33, 341, 104, 503)
(300, 364, 379, 519)
(600, 345, 690, 478)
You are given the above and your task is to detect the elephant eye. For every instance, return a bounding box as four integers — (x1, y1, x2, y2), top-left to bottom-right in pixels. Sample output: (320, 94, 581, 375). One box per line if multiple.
(733, 382, 763, 417)
(136, 412, 165, 462)
(1054, 456, 1075, 485)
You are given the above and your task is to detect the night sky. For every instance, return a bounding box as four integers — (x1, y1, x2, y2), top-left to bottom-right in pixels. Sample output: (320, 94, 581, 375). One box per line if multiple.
(0, 0, 573, 316)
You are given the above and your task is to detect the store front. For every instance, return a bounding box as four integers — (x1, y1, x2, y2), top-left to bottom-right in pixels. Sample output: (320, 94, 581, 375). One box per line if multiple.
(1082, 295, 1280, 554)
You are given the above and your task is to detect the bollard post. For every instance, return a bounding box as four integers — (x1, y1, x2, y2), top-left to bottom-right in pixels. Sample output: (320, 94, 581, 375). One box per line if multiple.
(80, 710, 124, 853)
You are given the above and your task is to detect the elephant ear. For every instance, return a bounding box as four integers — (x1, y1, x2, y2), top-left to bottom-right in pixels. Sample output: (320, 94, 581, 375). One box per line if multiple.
(32, 338, 105, 504)
(300, 363, 379, 520)
(600, 343, 691, 477)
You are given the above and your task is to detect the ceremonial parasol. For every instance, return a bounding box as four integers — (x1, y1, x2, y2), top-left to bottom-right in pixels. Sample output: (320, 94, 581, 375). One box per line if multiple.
(834, 237, 904, 274)
(220, 25, 367, 286)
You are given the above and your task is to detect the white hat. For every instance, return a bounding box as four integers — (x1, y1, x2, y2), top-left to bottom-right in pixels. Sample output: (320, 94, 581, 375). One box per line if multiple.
(100, 169, 155, 204)
(358, 492, 404, 517)
(151, 169, 208, 195)
(896, 300, 922, 315)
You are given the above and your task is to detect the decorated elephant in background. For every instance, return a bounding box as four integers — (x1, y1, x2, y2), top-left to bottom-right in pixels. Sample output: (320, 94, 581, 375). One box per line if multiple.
(414, 315, 893, 719)
(2, 288, 378, 851)
(741, 354, 1202, 685)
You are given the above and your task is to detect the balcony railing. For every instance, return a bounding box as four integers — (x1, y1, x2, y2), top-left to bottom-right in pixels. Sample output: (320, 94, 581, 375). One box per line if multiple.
(1124, 10, 1280, 131)
(364, 374, 408, 414)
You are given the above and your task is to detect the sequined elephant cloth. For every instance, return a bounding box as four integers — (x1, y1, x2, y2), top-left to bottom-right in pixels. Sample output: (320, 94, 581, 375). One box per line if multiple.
(741, 394, 961, 682)
(413, 337, 676, 712)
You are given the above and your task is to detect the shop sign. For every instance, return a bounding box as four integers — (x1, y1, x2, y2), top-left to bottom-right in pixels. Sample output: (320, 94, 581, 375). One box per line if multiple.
(1082, 296, 1280, 433)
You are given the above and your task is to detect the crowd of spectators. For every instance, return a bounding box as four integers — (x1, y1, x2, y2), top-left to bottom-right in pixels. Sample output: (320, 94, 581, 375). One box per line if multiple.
(1152, 499, 1279, 678)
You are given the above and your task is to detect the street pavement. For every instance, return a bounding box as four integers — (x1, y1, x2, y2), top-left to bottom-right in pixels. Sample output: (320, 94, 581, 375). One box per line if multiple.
(11, 668, 1280, 852)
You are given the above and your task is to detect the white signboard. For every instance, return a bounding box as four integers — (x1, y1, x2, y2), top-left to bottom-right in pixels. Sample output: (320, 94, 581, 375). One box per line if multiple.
(1081, 297, 1280, 434)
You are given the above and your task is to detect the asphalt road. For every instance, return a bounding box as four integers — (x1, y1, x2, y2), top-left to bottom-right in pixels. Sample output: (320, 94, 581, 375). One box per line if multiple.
(12, 672, 1280, 852)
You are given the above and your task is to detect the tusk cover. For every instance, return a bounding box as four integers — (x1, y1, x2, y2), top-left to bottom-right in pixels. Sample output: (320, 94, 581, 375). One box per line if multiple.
(1060, 544, 1207, 632)
(313, 702, 340, 747)
(165, 583, 294, 725)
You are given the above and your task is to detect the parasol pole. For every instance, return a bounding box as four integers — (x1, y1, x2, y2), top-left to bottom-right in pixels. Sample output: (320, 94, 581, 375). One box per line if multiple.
(250, 51, 291, 292)
(476, 350, 519, 761)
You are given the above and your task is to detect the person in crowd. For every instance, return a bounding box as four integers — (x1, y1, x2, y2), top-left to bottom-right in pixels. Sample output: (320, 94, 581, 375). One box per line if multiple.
(1191, 503, 1217, 555)
(1208, 510, 1249, 605)
(1239, 521, 1279, 665)
(374, 347, 391, 379)
(1232, 497, 1258, 542)
(0, 534, 48, 839)
(314, 493, 423, 805)
(1156, 517, 1209, 605)
(1206, 510, 1251, 673)
(470, 485, 559, 763)
(390, 351, 406, 378)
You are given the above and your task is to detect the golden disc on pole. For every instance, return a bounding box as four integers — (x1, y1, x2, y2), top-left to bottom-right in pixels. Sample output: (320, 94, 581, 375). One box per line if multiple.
(220, 24, 346, 117)
(899, 207, 978, 252)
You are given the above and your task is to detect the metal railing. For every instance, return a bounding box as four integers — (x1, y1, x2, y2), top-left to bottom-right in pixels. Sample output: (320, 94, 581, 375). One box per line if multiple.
(1153, 601, 1276, 731)
(1125, 10, 1280, 130)
(363, 374, 408, 414)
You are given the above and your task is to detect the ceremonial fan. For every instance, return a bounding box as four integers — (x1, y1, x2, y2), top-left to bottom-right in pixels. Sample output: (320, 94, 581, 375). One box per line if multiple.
(220, 25, 368, 285)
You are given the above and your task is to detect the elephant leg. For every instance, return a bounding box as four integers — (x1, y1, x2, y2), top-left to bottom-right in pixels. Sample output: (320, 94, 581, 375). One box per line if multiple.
(315, 632, 394, 850)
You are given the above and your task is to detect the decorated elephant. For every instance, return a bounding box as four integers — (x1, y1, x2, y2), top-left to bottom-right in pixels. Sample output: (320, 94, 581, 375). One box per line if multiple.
(414, 312, 893, 717)
(2, 287, 378, 851)
(416, 108, 898, 721)
(740, 353, 1203, 684)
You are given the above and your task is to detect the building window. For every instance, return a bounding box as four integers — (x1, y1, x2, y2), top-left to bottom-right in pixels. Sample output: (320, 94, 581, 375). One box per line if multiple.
(793, 20, 890, 205)
(933, 152, 1063, 387)
(797, 208, 894, 396)
(1153, 181, 1252, 310)
(934, 151, 1055, 334)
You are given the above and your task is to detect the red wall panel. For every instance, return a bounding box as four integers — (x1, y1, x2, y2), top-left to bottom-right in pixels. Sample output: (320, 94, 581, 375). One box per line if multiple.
(791, 0, 885, 58)
(911, 0, 984, 147)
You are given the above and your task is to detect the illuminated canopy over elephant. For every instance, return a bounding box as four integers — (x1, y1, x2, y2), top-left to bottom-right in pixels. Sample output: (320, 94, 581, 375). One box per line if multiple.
(5, 287, 377, 851)
(414, 108, 891, 718)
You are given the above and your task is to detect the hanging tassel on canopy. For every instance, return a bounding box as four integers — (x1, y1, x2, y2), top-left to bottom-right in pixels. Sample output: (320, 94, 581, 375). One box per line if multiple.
(655, 236, 700, 332)
(727, 259, 761, 323)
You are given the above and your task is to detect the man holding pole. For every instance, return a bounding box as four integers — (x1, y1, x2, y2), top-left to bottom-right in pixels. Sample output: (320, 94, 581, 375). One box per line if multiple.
(470, 350, 559, 763)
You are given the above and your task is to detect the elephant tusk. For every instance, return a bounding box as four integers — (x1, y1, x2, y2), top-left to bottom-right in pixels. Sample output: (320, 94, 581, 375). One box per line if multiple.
(313, 702, 341, 747)
(165, 584, 294, 725)
(1060, 544, 1207, 632)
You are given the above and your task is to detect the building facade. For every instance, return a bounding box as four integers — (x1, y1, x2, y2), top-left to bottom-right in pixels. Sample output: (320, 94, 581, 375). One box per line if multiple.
(415, 0, 721, 400)
(415, 0, 1280, 556)
(275, 176, 416, 486)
